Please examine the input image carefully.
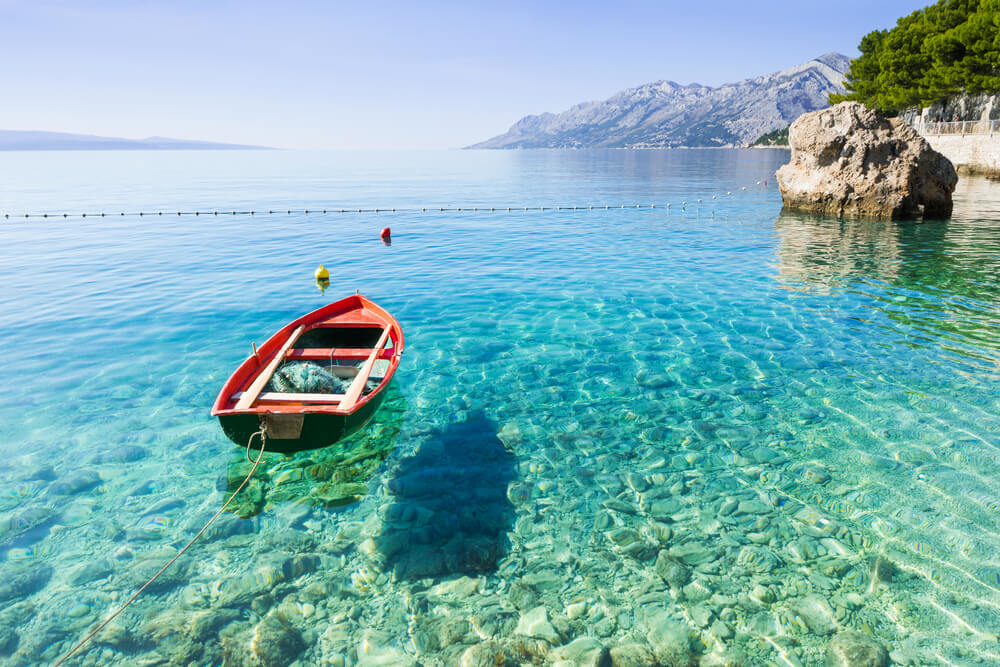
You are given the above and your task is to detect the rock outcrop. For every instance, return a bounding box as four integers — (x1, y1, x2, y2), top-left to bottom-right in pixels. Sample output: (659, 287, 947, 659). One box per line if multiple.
(776, 102, 958, 220)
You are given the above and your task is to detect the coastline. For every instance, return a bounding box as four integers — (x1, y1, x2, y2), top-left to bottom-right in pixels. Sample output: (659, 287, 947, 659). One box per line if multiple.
(463, 145, 790, 151)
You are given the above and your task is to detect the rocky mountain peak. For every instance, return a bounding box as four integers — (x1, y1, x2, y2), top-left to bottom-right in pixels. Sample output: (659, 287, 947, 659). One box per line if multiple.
(468, 54, 850, 149)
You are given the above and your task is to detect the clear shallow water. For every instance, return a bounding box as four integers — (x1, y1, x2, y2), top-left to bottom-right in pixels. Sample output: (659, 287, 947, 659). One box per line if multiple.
(1, 149, 999, 666)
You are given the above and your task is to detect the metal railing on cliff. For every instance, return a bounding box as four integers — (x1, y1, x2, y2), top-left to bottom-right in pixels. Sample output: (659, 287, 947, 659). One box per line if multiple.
(915, 119, 1000, 136)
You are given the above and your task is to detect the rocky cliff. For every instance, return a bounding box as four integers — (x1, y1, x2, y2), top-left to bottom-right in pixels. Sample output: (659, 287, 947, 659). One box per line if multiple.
(901, 93, 1000, 125)
(469, 53, 849, 149)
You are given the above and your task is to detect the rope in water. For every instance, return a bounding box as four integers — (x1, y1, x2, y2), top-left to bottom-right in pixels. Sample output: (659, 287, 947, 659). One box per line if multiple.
(53, 428, 269, 667)
(1, 182, 770, 221)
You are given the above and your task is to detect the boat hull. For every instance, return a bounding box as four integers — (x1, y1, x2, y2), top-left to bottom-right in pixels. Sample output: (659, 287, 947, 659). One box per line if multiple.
(218, 386, 388, 453)
(211, 295, 404, 453)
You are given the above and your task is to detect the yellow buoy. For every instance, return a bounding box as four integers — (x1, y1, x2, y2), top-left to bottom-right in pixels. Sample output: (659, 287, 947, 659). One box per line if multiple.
(314, 264, 329, 280)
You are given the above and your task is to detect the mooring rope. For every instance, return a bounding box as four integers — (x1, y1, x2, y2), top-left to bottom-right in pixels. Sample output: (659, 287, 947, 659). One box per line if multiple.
(53, 428, 269, 667)
(2, 181, 770, 221)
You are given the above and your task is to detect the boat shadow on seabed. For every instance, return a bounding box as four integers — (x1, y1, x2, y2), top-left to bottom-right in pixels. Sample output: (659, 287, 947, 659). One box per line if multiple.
(370, 411, 518, 581)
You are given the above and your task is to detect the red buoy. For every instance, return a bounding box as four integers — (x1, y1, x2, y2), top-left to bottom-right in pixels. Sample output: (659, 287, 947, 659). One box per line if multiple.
(380, 227, 391, 240)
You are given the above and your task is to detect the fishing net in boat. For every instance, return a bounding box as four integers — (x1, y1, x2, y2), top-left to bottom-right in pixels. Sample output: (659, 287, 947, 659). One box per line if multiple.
(267, 361, 350, 394)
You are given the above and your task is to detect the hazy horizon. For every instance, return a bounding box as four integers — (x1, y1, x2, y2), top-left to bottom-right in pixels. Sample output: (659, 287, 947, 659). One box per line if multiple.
(1, 1, 931, 149)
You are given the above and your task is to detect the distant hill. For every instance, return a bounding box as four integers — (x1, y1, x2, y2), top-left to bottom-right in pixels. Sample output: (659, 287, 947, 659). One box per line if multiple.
(0, 130, 269, 151)
(468, 53, 849, 149)
(751, 125, 790, 147)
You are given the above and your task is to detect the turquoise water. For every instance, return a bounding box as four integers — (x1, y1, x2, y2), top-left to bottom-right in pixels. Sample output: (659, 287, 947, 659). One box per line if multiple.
(1, 149, 999, 666)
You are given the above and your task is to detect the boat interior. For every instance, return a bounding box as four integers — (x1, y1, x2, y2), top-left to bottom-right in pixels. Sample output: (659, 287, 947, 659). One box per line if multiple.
(231, 324, 395, 408)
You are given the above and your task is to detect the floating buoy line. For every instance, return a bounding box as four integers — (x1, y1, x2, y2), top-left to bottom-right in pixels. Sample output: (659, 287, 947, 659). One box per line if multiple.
(2, 182, 770, 221)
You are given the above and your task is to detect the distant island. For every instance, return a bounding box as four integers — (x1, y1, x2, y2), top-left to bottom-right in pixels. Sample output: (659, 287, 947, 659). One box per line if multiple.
(467, 53, 849, 149)
(0, 130, 270, 151)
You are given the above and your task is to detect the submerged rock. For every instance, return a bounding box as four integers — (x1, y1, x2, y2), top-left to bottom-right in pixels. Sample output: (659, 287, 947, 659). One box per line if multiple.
(0, 624, 18, 656)
(668, 541, 719, 566)
(609, 643, 657, 667)
(0, 563, 53, 604)
(67, 558, 113, 586)
(736, 545, 782, 574)
(129, 554, 190, 594)
(700, 647, 749, 667)
(460, 641, 508, 667)
(503, 637, 551, 664)
(200, 512, 258, 541)
(870, 556, 897, 584)
(777, 102, 957, 219)
(644, 613, 694, 667)
(825, 630, 889, 667)
(514, 605, 561, 644)
(142, 497, 185, 516)
(787, 595, 838, 636)
(550, 636, 607, 666)
(251, 614, 305, 667)
(25, 465, 57, 482)
(1, 506, 55, 543)
(356, 628, 418, 666)
(654, 551, 691, 588)
(49, 470, 101, 495)
(10, 622, 65, 664)
(90, 445, 149, 464)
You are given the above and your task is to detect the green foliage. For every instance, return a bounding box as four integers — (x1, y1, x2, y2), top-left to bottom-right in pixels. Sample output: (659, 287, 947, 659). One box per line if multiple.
(751, 126, 790, 146)
(831, 0, 1000, 114)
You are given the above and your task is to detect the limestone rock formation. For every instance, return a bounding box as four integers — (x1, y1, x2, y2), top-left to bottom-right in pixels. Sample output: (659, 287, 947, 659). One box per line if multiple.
(776, 102, 958, 219)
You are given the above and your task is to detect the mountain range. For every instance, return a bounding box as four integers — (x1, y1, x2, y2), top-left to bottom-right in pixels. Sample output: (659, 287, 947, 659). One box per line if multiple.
(469, 53, 850, 149)
(0, 130, 268, 151)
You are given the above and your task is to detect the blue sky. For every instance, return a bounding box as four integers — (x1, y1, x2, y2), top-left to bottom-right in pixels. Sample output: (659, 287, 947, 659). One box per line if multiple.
(0, 1, 930, 149)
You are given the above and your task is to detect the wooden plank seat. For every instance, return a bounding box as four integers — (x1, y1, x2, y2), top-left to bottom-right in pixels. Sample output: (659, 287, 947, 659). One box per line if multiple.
(232, 391, 348, 403)
(286, 347, 395, 361)
(339, 327, 391, 411)
(235, 325, 305, 410)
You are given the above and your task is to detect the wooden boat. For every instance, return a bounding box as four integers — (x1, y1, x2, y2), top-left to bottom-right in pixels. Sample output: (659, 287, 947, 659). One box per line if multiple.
(212, 295, 404, 452)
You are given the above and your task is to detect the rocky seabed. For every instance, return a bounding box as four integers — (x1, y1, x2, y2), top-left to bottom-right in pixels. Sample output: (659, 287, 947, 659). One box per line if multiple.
(2, 290, 1000, 667)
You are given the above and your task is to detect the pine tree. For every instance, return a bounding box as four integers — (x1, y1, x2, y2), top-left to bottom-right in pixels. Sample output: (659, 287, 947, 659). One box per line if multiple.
(831, 0, 1000, 114)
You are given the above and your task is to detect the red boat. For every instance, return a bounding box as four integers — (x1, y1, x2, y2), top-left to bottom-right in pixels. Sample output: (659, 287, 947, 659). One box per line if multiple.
(211, 295, 404, 452)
